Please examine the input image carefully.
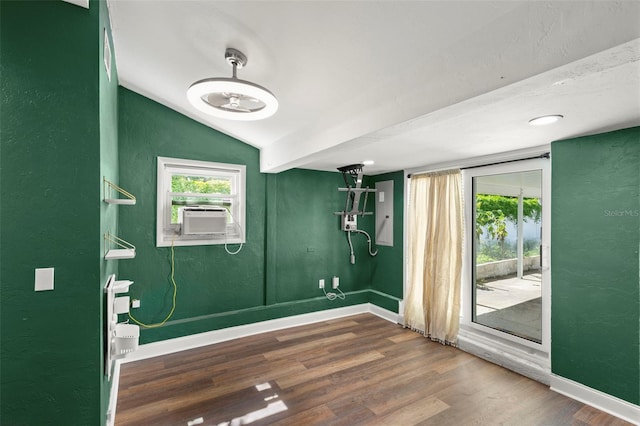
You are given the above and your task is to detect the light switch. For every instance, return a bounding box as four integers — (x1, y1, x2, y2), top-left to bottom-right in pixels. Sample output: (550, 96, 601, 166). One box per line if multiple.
(35, 267, 55, 291)
(379, 191, 385, 203)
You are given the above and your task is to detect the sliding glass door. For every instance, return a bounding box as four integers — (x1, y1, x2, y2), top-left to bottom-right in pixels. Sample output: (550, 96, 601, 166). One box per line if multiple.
(473, 170, 542, 343)
(462, 158, 550, 353)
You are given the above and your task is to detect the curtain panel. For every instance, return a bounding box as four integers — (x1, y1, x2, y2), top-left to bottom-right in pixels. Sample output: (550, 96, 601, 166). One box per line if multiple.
(405, 169, 463, 345)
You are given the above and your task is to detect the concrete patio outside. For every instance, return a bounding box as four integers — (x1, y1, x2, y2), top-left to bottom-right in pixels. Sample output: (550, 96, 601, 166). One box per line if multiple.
(475, 271, 542, 343)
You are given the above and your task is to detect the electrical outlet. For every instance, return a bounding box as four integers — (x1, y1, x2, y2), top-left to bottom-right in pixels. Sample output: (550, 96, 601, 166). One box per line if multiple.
(131, 299, 141, 308)
(332, 276, 339, 289)
(319, 279, 325, 289)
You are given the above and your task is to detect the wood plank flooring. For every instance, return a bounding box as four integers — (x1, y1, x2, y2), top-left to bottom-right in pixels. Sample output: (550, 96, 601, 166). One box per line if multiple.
(116, 314, 631, 426)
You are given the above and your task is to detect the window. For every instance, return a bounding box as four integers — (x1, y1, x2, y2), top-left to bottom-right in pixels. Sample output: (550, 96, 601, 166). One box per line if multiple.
(156, 157, 246, 247)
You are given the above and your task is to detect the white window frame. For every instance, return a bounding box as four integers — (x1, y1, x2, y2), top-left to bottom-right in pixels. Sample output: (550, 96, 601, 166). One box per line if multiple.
(156, 156, 246, 247)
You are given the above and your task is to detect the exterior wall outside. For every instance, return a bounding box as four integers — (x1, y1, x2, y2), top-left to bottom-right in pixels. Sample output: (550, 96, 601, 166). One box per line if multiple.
(476, 255, 540, 280)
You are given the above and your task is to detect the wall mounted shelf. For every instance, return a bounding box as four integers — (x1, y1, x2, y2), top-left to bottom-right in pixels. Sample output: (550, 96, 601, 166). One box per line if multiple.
(104, 233, 136, 260)
(113, 280, 134, 293)
(105, 198, 136, 205)
(105, 249, 135, 260)
(103, 177, 136, 205)
(102, 177, 140, 379)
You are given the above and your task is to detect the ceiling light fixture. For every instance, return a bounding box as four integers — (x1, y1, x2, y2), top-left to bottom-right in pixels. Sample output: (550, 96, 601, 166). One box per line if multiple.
(362, 160, 375, 166)
(528, 115, 563, 126)
(187, 48, 278, 121)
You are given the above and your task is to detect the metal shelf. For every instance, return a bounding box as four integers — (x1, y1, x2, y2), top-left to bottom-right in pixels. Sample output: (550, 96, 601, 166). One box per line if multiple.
(104, 233, 136, 260)
(103, 177, 136, 205)
(113, 279, 134, 293)
(104, 198, 136, 205)
(105, 248, 135, 260)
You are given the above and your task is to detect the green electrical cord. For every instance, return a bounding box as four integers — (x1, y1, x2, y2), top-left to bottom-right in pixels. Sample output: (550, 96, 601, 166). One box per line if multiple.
(128, 240, 177, 328)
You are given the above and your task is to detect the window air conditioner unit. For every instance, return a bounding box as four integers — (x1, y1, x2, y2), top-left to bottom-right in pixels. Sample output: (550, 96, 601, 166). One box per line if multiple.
(182, 207, 227, 235)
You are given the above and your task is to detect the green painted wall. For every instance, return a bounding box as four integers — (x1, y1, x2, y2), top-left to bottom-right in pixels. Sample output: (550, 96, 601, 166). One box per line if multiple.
(99, 0, 120, 420)
(117, 88, 393, 344)
(117, 87, 266, 343)
(1, 1, 106, 424)
(551, 127, 640, 405)
(267, 169, 375, 303)
(370, 171, 405, 301)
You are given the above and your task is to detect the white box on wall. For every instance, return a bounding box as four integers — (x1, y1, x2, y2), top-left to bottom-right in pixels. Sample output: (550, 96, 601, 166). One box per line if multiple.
(34, 267, 55, 291)
(375, 180, 393, 246)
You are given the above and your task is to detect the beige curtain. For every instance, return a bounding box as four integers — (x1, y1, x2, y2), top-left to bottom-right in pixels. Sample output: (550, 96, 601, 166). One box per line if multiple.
(405, 169, 463, 345)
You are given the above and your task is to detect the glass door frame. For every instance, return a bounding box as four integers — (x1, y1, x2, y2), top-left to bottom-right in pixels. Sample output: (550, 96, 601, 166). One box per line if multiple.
(461, 158, 551, 355)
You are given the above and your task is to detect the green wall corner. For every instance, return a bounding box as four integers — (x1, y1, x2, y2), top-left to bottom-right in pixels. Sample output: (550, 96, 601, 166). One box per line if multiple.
(370, 171, 405, 300)
(99, 0, 120, 420)
(551, 126, 640, 405)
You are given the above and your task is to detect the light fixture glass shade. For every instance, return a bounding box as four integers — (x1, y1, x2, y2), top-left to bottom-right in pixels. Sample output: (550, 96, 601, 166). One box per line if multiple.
(187, 78, 278, 121)
(528, 115, 563, 126)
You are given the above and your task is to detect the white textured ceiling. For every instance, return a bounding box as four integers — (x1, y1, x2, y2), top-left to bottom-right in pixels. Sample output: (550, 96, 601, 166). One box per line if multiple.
(108, 1, 640, 175)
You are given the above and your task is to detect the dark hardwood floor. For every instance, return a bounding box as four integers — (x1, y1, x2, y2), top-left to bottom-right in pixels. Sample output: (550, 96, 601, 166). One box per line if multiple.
(116, 313, 631, 425)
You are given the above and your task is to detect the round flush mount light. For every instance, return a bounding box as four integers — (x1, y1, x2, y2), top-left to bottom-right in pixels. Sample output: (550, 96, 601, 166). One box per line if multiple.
(187, 48, 278, 121)
(362, 160, 375, 166)
(528, 115, 563, 126)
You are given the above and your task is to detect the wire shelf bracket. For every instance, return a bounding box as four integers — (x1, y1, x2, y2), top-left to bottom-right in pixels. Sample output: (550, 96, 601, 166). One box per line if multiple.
(103, 177, 136, 205)
(104, 232, 136, 260)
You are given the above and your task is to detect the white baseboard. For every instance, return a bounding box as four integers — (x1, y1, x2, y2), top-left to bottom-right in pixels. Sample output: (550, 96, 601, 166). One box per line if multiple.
(369, 303, 401, 324)
(550, 375, 640, 425)
(107, 303, 398, 425)
(124, 303, 398, 363)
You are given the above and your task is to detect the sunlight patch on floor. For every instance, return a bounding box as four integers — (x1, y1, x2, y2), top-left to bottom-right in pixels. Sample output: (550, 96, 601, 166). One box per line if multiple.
(216, 382, 289, 426)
